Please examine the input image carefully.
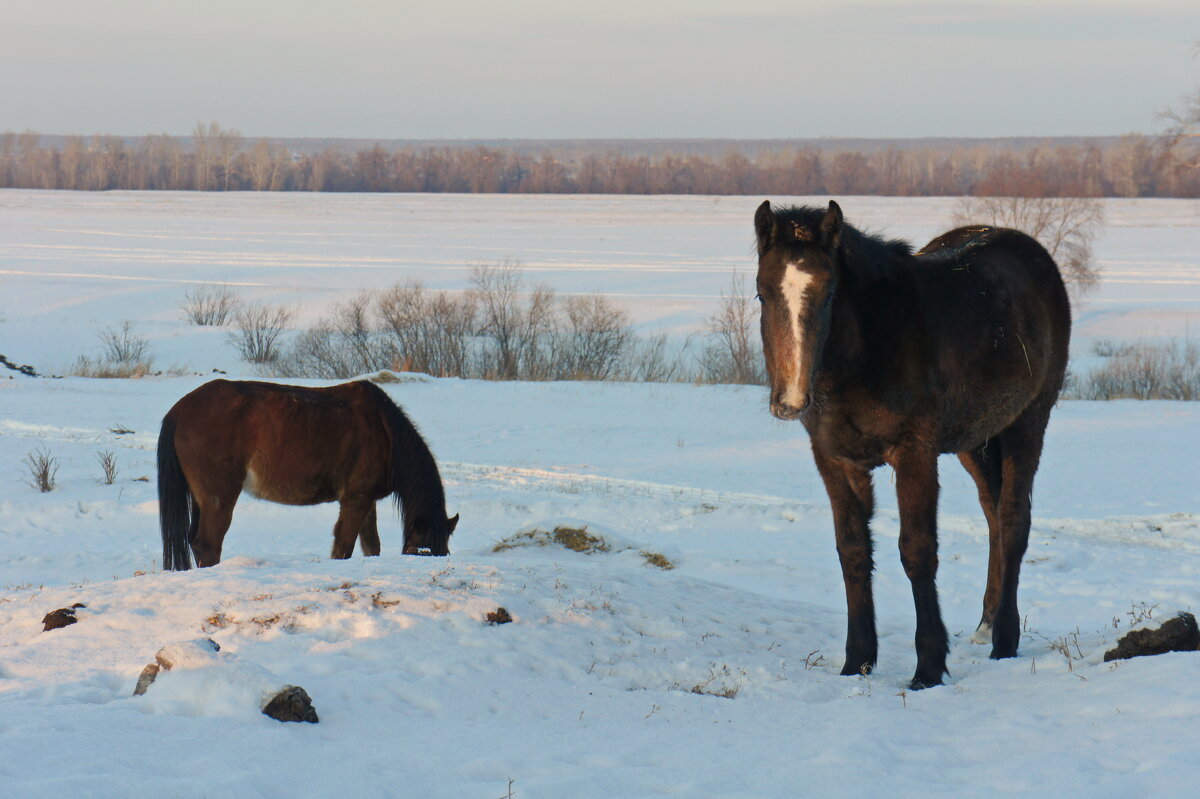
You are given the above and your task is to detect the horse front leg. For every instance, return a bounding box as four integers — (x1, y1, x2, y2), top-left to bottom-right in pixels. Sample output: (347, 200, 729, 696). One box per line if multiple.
(191, 491, 237, 568)
(812, 447, 877, 676)
(357, 504, 381, 557)
(958, 442, 1004, 644)
(331, 497, 373, 560)
(894, 448, 948, 689)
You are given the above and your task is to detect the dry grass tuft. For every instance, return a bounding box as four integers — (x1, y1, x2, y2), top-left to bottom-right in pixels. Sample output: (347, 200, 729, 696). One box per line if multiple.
(492, 524, 613, 554)
(639, 550, 675, 570)
(22, 448, 59, 492)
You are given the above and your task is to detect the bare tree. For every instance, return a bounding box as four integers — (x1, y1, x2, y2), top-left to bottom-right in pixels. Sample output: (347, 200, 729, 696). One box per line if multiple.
(470, 260, 556, 379)
(229, 303, 294, 364)
(1159, 41, 1200, 170)
(700, 273, 765, 385)
(953, 196, 1104, 297)
(246, 139, 277, 191)
(193, 121, 216, 190)
(376, 280, 478, 377)
(554, 295, 633, 380)
(99, 321, 152, 365)
(181, 284, 241, 325)
(215, 125, 242, 191)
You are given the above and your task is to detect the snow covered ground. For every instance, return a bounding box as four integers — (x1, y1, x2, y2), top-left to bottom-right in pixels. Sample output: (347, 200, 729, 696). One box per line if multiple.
(1, 192, 1198, 798)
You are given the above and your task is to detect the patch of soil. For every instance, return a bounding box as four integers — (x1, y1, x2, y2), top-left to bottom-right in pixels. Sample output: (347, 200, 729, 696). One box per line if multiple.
(485, 607, 513, 625)
(42, 603, 86, 632)
(1104, 612, 1200, 661)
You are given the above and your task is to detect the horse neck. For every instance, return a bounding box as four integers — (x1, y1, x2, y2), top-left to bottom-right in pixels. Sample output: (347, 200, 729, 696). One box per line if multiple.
(821, 261, 920, 379)
(386, 411, 446, 523)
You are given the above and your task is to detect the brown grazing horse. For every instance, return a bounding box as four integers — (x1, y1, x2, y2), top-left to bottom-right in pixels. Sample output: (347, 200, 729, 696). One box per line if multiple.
(158, 379, 458, 570)
(754, 200, 1071, 688)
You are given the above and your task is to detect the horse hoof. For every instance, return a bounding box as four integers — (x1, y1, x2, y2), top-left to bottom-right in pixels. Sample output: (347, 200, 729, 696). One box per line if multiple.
(908, 676, 943, 691)
(969, 622, 993, 645)
(839, 662, 874, 677)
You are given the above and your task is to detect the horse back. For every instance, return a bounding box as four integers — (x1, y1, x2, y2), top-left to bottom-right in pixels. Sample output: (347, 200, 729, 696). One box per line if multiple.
(165, 380, 392, 506)
(912, 226, 1072, 450)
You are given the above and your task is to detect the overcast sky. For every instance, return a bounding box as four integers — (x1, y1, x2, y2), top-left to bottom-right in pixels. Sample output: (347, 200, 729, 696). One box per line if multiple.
(2, 0, 1197, 140)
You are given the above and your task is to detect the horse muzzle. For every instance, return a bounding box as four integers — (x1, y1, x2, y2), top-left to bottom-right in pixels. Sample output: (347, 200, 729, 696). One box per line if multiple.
(770, 393, 810, 421)
(403, 545, 448, 557)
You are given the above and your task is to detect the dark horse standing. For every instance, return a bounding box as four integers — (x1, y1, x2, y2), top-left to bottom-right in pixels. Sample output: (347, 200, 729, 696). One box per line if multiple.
(158, 379, 458, 570)
(754, 200, 1070, 688)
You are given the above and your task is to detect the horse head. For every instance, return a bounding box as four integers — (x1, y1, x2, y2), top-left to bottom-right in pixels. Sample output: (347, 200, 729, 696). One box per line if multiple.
(754, 199, 842, 420)
(403, 512, 459, 556)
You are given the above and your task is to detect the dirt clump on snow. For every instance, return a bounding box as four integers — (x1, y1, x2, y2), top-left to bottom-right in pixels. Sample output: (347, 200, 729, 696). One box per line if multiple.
(42, 603, 86, 632)
(485, 607, 513, 625)
(1104, 612, 1200, 662)
(262, 686, 319, 723)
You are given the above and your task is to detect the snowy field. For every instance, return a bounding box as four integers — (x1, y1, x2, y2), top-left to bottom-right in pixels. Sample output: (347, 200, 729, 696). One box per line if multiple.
(1, 191, 1199, 798)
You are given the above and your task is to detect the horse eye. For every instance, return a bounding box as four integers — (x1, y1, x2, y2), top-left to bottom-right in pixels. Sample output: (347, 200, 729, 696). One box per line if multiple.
(754, 293, 764, 302)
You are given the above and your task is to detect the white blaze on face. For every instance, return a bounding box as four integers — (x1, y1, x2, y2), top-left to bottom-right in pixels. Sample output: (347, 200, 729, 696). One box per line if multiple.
(780, 261, 816, 409)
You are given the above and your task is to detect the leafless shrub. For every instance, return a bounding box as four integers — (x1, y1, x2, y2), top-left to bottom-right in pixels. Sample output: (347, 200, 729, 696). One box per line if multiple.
(286, 294, 392, 378)
(255, 262, 761, 385)
(97, 450, 118, 485)
(229, 303, 294, 364)
(98, 320, 152, 365)
(69, 322, 155, 378)
(277, 296, 393, 379)
(698, 273, 766, 385)
(181, 284, 241, 326)
(23, 448, 58, 492)
(953, 196, 1104, 298)
(376, 280, 478, 377)
(624, 332, 692, 383)
(551, 295, 633, 380)
(1091, 338, 1138, 358)
(471, 260, 557, 380)
(1066, 337, 1200, 400)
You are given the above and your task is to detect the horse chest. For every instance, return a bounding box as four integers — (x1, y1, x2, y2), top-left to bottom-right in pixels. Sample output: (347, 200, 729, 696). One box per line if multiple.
(806, 406, 906, 467)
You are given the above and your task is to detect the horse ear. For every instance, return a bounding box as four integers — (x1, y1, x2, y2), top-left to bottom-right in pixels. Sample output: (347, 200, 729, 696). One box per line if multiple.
(447, 513, 459, 534)
(754, 200, 775, 254)
(820, 200, 843, 247)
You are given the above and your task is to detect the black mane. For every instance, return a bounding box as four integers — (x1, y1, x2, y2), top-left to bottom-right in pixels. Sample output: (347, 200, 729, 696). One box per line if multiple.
(769, 204, 913, 285)
(359, 380, 447, 523)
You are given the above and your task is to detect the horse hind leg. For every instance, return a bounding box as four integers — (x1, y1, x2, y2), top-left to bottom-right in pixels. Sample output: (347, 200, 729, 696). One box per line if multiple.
(358, 504, 381, 557)
(331, 497, 373, 560)
(989, 398, 1054, 660)
(191, 490, 238, 568)
(958, 440, 1004, 644)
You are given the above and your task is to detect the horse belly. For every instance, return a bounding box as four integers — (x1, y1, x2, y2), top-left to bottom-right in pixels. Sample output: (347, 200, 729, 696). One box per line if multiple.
(242, 463, 339, 506)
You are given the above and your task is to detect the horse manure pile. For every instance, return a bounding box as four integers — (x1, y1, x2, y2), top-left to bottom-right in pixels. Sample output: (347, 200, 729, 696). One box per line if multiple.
(493, 525, 613, 554)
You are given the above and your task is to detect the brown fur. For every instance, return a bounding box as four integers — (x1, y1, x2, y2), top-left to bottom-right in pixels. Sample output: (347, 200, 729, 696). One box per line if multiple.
(755, 200, 1071, 688)
(158, 380, 456, 569)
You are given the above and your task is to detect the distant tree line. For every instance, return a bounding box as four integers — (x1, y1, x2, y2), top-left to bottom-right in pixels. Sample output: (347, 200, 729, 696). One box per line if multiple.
(2, 123, 1197, 197)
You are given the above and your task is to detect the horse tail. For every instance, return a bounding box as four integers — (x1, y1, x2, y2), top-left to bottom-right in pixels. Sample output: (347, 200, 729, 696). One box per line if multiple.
(157, 414, 194, 571)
